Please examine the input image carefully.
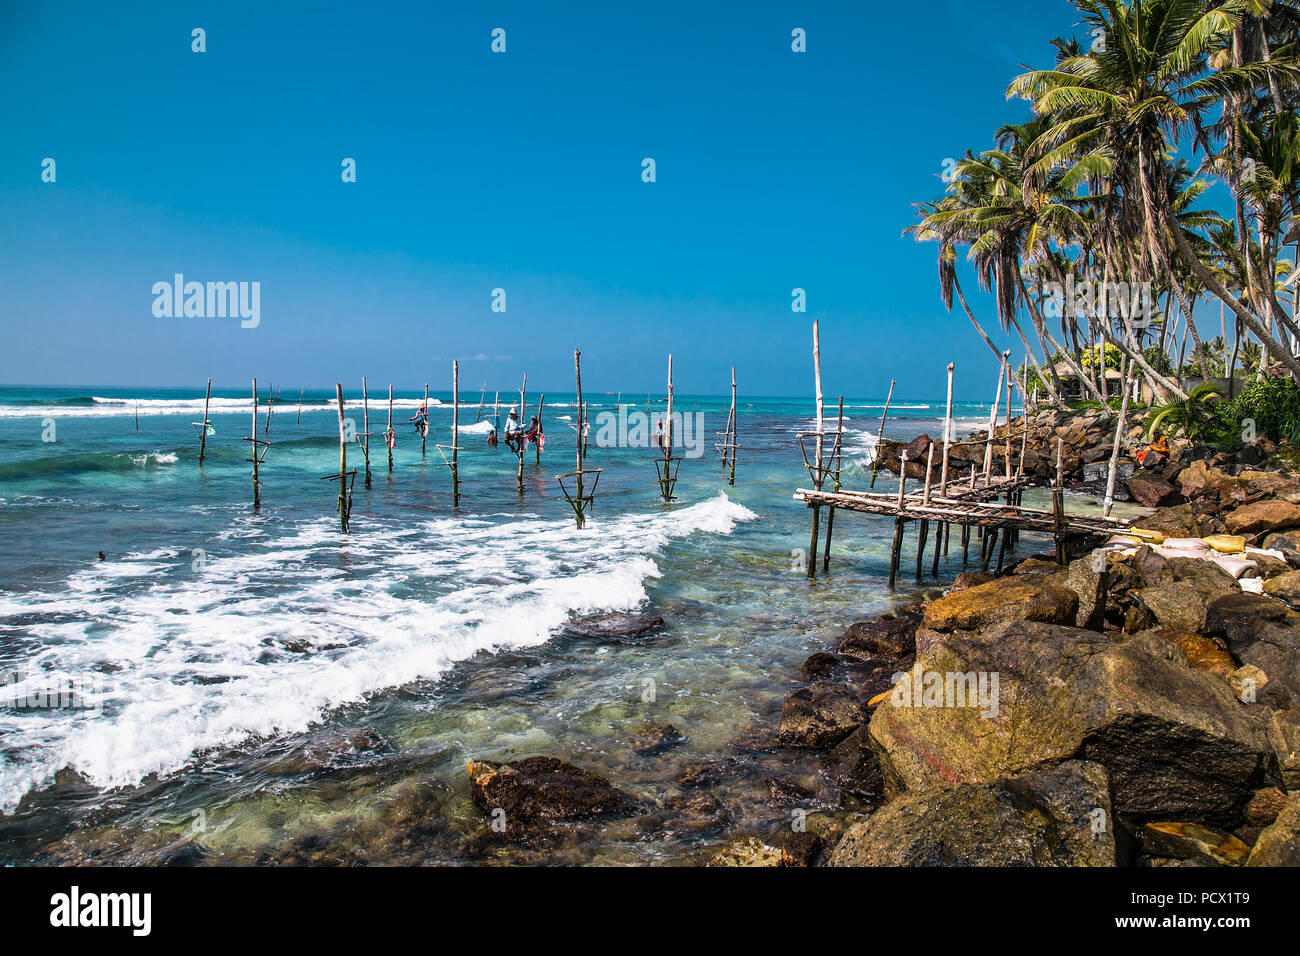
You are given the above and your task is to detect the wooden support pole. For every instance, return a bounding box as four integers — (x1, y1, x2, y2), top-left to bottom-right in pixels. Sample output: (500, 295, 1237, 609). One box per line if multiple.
(870, 379, 895, 489)
(984, 352, 1007, 484)
(1004, 363, 1014, 482)
(535, 393, 544, 465)
(250, 378, 260, 510)
(1103, 355, 1131, 518)
(452, 361, 461, 507)
(915, 519, 929, 581)
(922, 443, 936, 506)
(297, 387, 304, 426)
(517, 374, 528, 493)
(823, 396, 844, 572)
(335, 383, 350, 533)
(1054, 437, 1067, 564)
(386, 385, 394, 472)
(728, 366, 738, 485)
(940, 363, 954, 495)
(476, 382, 486, 423)
(422, 383, 429, 457)
(198, 378, 212, 463)
(574, 350, 587, 528)
(361, 377, 372, 488)
(897, 451, 909, 507)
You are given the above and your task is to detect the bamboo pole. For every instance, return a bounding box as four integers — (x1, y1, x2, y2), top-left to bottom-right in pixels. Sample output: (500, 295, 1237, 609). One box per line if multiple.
(422, 383, 429, 457)
(808, 324, 824, 578)
(940, 363, 954, 495)
(250, 379, 261, 510)
(660, 355, 676, 502)
(386, 385, 394, 473)
(297, 387, 304, 425)
(335, 383, 350, 533)
(983, 352, 1008, 484)
(1103, 355, 1132, 518)
(1053, 437, 1067, 564)
(535, 393, 544, 465)
(822, 396, 844, 572)
(574, 351, 587, 528)
(869, 379, 896, 489)
(264, 383, 273, 434)
(476, 382, 486, 423)
(452, 361, 461, 507)
(1004, 363, 1014, 482)
(198, 378, 212, 463)
(517, 374, 528, 493)
(728, 366, 738, 486)
(361, 377, 372, 488)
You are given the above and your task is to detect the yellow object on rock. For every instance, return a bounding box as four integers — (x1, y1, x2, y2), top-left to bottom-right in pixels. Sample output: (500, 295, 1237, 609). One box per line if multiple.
(1121, 528, 1165, 546)
(1202, 534, 1247, 554)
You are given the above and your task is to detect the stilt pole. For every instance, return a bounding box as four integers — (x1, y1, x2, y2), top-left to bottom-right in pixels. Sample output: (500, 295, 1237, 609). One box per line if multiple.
(870, 379, 895, 489)
(198, 378, 212, 463)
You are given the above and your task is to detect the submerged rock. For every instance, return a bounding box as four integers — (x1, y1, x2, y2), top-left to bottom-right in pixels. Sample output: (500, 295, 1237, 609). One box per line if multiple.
(631, 722, 685, 756)
(827, 760, 1115, 867)
(565, 612, 666, 642)
(838, 615, 917, 660)
(778, 681, 864, 748)
(466, 757, 640, 822)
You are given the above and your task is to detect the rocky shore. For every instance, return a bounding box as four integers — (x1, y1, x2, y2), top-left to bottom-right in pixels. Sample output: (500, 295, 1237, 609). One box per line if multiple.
(448, 413, 1300, 867)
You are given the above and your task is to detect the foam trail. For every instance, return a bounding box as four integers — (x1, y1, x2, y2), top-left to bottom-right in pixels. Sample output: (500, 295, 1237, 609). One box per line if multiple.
(0, 494, 755, 812)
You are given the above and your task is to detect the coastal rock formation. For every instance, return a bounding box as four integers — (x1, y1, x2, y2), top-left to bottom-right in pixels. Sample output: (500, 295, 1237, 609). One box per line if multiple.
(827, 761, 1115, 867)
(1139, 822, 1251, 866)
(838, 615, 917, 660)
(564, 612, 666, 643)
(466, 757, 640, 822)
(1223, 500, 1300, 537)
(868, 623, 1277, 824)
(921, 576, 1079, 631)
(1126, 473, 1181, 508)
(631, 722, 685, 756)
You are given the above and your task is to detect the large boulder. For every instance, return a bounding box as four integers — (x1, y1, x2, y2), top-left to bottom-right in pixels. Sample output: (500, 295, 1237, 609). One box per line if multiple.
(1127, 473, 1182, 508)
(1067, 557, 1108, 631)
(868, 622, 1278, 824)
(1130, 558, 1240, 632)
(838, 615, 916, 660)
(922, 576, 1078, 632)
(827, 760, 1115, 867)
(1224, 500, 1300, 537)
(1246, 798, 1300, 866)
(1141, 504, 1202, 538)
(565, 612, 666, 643)
(1204, 594, 1300, 708)
(778, 681, 864, 748)
(465, 757, 640, 822)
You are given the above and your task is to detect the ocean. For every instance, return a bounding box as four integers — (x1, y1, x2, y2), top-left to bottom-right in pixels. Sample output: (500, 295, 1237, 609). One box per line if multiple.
(0, 383, 1057, 864)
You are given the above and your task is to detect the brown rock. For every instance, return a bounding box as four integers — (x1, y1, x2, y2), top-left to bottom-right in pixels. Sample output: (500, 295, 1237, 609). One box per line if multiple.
(631, 722, 685, 756)
(1262, 570, 1300, 609)
(838, 616, 916, 660)
(1244, 787, 1291, 827)
(1152, 629, 1236, 678)
(778, 682, 864, 748)
(1141, 822, 1251, 866)
(1224, 500, 1300, 537)
(465, 757, 640, 822)
(1246, 799, 1300, 866)
(922, 577, 1079, 632)
(1142, 504, 1202, 538)
(1127, 473, 1182, 508)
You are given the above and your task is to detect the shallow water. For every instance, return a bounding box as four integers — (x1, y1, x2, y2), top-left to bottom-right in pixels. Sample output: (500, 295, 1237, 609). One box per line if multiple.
(0, 385, 1129, 864)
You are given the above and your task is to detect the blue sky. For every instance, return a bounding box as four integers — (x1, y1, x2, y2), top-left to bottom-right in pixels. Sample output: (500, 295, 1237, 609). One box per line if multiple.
(1, 0, 1091, 398)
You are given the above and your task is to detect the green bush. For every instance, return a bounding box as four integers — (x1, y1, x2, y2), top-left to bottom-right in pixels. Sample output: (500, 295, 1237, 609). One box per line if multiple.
(1208, 375, 1300, 446)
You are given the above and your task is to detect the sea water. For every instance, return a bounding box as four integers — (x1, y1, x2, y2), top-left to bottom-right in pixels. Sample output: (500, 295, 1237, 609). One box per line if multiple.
(0, 385, 1057, 864)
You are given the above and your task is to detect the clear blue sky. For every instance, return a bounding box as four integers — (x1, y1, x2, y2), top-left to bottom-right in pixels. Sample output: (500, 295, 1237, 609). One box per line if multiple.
(1, 0, 1087, 398)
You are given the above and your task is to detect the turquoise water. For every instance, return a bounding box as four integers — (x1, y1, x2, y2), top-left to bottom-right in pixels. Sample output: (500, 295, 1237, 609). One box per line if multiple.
(0, 384, 1032, 864)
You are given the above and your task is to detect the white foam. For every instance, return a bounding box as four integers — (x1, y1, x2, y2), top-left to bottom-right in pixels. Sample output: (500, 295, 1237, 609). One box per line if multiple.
(0, 493, 755, 812)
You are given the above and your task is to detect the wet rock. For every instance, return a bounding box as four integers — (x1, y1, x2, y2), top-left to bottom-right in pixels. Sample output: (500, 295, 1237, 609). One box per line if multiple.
(1246, 799, 1300, 866)
(820, 727, 885, 802)
(1141, 822, 1251, 866)
(631, 722, 685, 756)
(707, 836, 784, 867)
(779, 830, 824, 867)
(922, 577, 1078, 632)
(838, 616, 917, 660)
(1244, 787, 1291, 827)
(1204, 591, 1290, 647)
(1127, 473, 1182, 508)
(1224, 500, 1300, 537)
(1268, 709, 1300, 790)
(767, 777, 816, 807)
(565, 612, 666, 643)
(678, 756, 748, 789)
(662, 792, 733, 831)
(1262, 531, 1300, 568)
(869, 622, 1278, 825)
(778, 681, 864, 748)
(827, 760, 1115, 867)
(466, 757, 640, 822)
(1133, 561, 1238, 632)
(801, 651, 842, 681)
